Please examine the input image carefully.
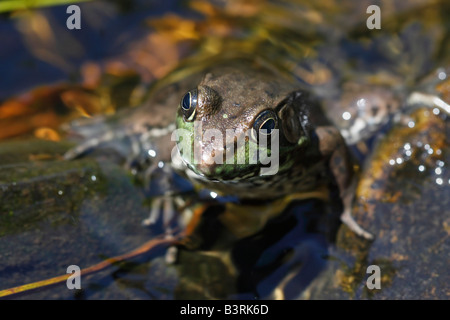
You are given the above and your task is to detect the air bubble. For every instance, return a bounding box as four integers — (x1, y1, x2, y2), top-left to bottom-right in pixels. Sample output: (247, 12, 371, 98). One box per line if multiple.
(342, 112, 352, 120)
(357, 98, 366, 108)
(418, 165, 425, 172)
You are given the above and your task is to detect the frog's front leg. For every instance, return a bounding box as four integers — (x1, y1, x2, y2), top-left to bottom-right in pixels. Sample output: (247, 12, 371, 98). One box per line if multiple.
(315, 126, 374, 240)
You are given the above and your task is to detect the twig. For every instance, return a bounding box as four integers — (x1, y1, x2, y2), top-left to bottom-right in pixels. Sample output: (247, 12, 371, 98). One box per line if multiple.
(0, 234, 180, 298)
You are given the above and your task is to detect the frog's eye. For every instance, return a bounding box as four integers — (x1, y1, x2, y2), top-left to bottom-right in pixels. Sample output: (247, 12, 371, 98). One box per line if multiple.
(180, 89, 198, 121)
(252, 110, 278, 140)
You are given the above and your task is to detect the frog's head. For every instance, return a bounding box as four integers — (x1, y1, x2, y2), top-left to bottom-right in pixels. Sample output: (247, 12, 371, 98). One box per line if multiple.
(174, 66, 314, 181)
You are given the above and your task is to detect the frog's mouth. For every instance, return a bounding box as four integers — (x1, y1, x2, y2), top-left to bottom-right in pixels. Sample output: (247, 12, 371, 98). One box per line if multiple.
(176, 135, 280, 181)
(178, 144, 261, 181)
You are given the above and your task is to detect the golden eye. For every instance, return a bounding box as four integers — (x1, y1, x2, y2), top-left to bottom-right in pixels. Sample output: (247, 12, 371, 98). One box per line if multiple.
(180, 89, 198, 121)
(253, 110, 278, 136)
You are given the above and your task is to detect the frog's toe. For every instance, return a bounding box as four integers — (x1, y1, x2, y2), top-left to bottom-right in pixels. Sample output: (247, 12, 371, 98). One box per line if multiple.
(340, 210, 374, 240)
(64, 136, 102, 160)
(142, 196, 177, 230)
(64, 128, 142, 162)
(406, 92, 450, 115)
(142, 196, 163, 226)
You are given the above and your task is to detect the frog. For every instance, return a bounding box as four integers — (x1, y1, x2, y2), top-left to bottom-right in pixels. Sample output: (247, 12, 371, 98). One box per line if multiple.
(171, 59, 374, 241)
(64, 58, 376, 249)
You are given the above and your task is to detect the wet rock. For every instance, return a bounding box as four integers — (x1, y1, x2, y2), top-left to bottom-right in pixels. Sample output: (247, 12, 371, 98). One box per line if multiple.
(302, 107, 449, 299)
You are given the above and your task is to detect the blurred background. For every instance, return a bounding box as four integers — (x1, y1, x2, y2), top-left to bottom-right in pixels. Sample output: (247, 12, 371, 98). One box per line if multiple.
(1, 0, 448, 141)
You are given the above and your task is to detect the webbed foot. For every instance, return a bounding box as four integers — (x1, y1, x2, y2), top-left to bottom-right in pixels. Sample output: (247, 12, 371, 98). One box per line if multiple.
(340, 209, 374, 240)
